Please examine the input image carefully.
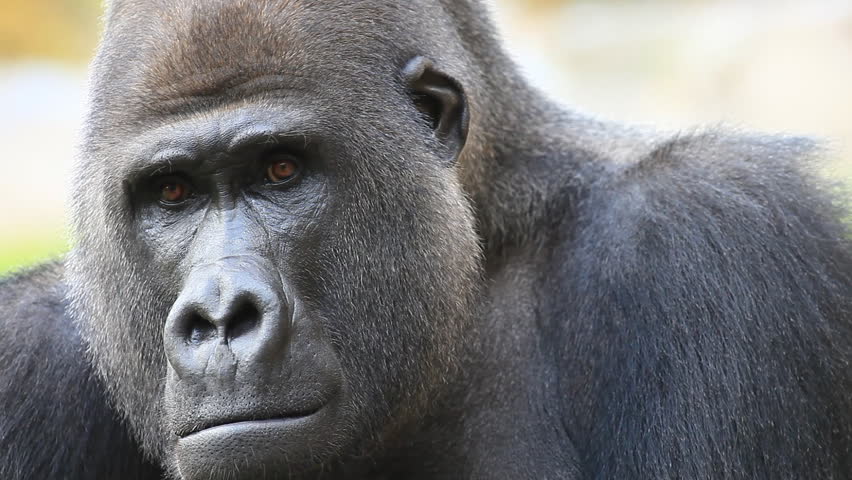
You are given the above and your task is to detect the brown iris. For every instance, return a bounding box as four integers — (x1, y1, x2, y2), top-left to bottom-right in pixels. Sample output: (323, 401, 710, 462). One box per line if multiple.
(266, 156, 300, 183)
(159, 180, 189, 204)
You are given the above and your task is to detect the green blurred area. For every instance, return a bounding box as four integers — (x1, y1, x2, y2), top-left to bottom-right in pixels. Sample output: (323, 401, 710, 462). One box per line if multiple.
(0, 232, 68, 277)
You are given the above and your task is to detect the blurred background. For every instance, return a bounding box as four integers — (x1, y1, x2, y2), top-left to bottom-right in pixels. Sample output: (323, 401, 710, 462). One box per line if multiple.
(1, 0, 850, 275)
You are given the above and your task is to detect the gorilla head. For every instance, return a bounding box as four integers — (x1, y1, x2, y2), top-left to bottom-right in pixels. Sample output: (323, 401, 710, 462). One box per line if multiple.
(65, 1, 504, 477)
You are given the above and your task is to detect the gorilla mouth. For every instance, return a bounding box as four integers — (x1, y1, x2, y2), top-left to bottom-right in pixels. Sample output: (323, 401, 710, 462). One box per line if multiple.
(177, 406, 324, 439)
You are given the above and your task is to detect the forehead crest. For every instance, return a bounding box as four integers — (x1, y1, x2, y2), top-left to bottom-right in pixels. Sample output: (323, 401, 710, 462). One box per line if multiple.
(106, 0, 402, 106)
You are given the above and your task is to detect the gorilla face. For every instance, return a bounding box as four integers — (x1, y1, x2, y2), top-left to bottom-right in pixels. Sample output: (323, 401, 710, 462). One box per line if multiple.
(66, 2, 480, 478)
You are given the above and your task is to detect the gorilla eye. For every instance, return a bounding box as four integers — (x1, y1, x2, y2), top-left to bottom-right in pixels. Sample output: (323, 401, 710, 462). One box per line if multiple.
(265, 155, 301, 184)
(158, 179, 191, 205)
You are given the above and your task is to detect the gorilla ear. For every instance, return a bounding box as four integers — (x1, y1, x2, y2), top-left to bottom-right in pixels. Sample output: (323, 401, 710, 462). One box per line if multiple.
(402, 56, 469, 164)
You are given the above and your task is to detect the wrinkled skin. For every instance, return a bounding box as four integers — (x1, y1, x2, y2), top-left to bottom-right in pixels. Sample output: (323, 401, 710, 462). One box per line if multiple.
(2, 1, 852, 479)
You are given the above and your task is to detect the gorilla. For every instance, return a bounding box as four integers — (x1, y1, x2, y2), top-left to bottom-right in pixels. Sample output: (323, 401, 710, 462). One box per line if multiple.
(2, 0, 851, 479)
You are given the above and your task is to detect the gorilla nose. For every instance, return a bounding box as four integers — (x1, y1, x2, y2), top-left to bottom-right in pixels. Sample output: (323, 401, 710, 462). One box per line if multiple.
(176, 292, 262, 345)
(163, 261, 290, 379)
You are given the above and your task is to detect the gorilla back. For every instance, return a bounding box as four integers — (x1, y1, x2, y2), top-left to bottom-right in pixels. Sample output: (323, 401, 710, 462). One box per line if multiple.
(1, 1, 851, 479)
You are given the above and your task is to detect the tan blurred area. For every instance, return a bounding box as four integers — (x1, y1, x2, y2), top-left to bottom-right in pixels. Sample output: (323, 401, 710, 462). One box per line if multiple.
(0, 0, 850, 273)
(494, 0, 852, 178)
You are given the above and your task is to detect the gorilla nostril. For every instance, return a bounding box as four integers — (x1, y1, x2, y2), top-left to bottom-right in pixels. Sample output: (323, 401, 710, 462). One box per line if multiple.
(186, 313, 217, 344)
(226, 301, 261, 342)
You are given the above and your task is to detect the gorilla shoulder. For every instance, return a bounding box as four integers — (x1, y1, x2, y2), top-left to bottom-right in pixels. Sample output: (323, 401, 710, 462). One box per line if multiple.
(557, 130, 852, 479)
(0, 264, 161, 479)
(596, 131, 844, 244)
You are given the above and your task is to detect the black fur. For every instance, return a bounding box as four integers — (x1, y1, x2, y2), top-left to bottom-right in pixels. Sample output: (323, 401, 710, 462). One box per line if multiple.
(1, 1, 851, 479)
(0, 264, 162, 478)
(553, 132, 852, 478)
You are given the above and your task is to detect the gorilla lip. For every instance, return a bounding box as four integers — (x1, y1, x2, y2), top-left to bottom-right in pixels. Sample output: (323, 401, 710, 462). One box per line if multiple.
(178, 406, 324, 439)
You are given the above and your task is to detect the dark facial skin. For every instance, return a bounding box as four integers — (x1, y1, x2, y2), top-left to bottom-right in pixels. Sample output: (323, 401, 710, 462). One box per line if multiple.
(137, 83, 471, 478)
(148, 92, 470, 478)
(150, 111, 348, 474)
